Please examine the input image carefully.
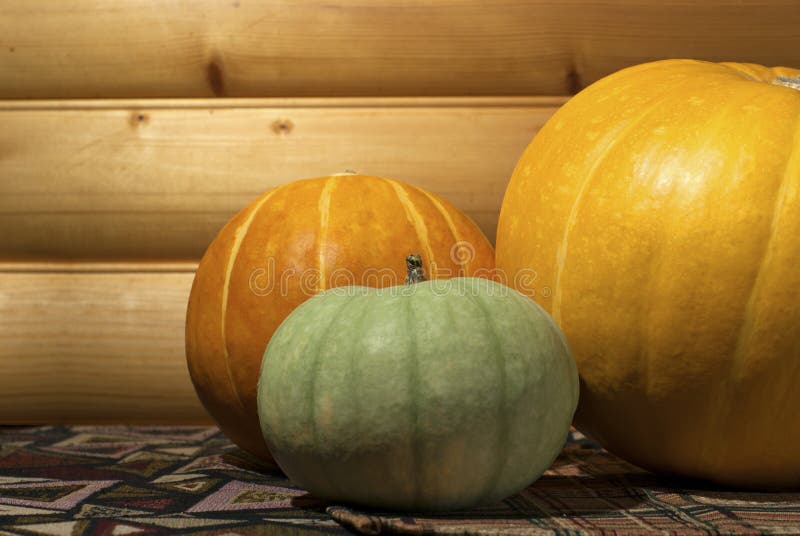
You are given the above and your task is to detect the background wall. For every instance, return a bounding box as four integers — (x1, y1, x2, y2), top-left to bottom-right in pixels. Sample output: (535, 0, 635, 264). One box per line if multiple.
(3, 1, 800, 99)
(2, 0, 799, 423)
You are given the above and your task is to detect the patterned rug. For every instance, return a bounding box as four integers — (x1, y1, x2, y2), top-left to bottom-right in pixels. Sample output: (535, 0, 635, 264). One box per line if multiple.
(0, 425, 798, 535)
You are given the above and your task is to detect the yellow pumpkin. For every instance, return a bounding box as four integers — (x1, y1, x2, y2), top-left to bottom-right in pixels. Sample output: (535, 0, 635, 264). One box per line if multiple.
(186, 173, 495, 461)
(496, 60, 800, 487)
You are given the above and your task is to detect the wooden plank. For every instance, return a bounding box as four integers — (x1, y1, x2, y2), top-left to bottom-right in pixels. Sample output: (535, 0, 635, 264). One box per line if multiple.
(1, 1, 799, 99)
(570, 2, 800, 87)
(0, 97, 561, 260)
(0, 0, 572, 98)
(0, 268, 210, 424)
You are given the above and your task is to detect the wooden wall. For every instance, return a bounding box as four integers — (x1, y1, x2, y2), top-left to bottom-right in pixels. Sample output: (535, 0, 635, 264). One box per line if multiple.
(0, 97, 561, 260)
(0, 263, 200, 423)
(0, 96, 559, 424)
(1, 0, 798, 424)
(2, 1, 800, 98)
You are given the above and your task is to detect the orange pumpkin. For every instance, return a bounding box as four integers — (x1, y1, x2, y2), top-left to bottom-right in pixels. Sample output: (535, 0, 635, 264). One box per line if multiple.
(186, 173, 495, 461)
(496, 60, 800, 487)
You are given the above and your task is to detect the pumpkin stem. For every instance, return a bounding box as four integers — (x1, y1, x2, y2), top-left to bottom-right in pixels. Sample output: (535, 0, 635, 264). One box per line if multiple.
(405, 254, 426, 284)
(773, 76, 800, 91)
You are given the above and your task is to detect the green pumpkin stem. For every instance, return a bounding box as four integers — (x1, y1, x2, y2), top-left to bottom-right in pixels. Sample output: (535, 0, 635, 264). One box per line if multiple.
(404, 254, 426, 285)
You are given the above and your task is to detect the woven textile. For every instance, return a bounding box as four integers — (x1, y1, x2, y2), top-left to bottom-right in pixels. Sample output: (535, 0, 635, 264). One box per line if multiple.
(0, 425, 337, 535)
(0, 426, 799, 535)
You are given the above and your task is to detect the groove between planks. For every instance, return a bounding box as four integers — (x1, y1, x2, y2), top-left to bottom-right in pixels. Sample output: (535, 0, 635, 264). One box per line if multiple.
(0, 96, 569, 111)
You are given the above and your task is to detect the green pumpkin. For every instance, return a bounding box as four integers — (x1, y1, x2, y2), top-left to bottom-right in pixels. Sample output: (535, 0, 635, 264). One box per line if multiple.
(257, 256, 578, 511)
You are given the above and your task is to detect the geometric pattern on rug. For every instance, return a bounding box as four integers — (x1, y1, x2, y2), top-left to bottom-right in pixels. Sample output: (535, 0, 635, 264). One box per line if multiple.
(0, 425, 340, 535)
(2, 425, 800, 535)
(186, 481, 305, 513)
(0, 480, 117, 510)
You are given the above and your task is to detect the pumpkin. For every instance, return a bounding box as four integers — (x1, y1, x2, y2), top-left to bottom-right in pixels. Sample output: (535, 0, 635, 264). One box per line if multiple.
(186, 173, 495, 461)
(257, 255, 579, 511)
(496, 59, 800, 487)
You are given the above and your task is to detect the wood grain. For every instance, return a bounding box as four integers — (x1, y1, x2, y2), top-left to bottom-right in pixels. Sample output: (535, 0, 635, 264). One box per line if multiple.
(0, 97, 561, 260)
(0, 267, 210, 424)
(1, 1, 799, 98)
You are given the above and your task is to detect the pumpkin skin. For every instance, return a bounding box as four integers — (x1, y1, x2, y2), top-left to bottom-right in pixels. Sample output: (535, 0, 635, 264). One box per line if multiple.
(257, 275, 579, 511)
(496, 59, 800, 487)
(186, 174, 495, 461)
